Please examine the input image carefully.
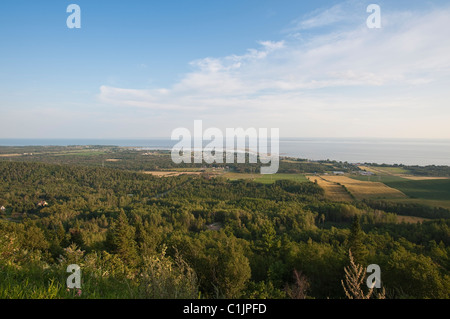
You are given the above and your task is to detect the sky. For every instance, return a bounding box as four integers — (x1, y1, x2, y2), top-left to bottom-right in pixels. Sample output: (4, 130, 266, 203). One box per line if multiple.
(1, 0, 450, 139)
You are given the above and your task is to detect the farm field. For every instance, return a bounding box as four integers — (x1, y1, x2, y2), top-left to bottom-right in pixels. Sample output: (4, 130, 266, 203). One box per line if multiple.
(354, 174, 450, 183)
(358, 165, 450, 180)
(306, 175, 353, 201)
(351, 175, 408, 183)
(53, 150, 109, 156)
(144, 171, 310, 184)
(223, 172, 308, 184)
(350, 171, 450, 210)
(383, 179, 450, 201)
(254, 173, 308, 184)
(400, 176, 450, 181)
(0, 153, 22, 157)
(143, 171, 203, 177)
(358, 165, 410, 175)
(320, 175, 407, 200)
(165, 167, 206, 172)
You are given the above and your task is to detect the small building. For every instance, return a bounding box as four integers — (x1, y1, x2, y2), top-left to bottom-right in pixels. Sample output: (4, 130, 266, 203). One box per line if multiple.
(359, 170, 374, 176)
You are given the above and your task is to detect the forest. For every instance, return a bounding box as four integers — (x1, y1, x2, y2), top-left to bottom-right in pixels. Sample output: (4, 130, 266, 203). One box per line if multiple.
(0, 153, 449, 299)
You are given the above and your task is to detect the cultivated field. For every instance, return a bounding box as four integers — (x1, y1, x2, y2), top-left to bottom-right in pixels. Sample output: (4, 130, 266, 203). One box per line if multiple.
(358, 165, 450, 180)
(143, 171, 203, 177)
(319, 175, 407, 200)
(400, 176, 450, 181)
(358, 165, 409, 175)
(0, 153, 22, 157)
(352, 170, 450, 210)
(255, 173, 308, 184)
(306, 176, 353, 202)
(383, 179, 450, 201)
(223, 172, 308, 184)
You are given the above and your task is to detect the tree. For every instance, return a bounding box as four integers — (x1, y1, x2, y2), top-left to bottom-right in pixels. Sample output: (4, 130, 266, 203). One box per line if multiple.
(105, 210, 139, 267)
(23, 222, 49, 251)
(348, 215, 368, 264)
(215, 237, 251, 298)
(385, 245, 450, 299)
(69, 228, 84, 249)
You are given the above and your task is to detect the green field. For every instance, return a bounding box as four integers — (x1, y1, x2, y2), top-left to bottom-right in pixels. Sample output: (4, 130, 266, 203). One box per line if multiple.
(374, 166, 410, 174)
(384, 179, 450, 201)
(359, 165, 410, 175)
(350, 175, 408, 183)
(55, 151, 108, 157)
(254, 173, 308, 184)
(350, 175, 450, 208)
(223, 172, 308, 184)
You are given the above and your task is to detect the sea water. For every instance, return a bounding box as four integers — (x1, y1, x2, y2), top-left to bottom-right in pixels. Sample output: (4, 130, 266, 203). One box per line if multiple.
(1, 138, 449, 166)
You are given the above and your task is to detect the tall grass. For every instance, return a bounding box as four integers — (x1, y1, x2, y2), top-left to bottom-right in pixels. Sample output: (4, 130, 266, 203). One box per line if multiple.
(0, 245, 199, 299)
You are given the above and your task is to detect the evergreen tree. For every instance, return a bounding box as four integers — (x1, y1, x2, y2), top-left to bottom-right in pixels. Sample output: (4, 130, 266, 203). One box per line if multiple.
(348, 215, 368, 264)
(69, 228, 84, 249)
(105, 210, 139, 267)
(134, 219, 154, 257)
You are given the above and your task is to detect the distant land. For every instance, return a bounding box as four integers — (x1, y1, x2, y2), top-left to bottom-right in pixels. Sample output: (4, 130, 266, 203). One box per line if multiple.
(1, 137, 450, 166)
(1, 144, 449, 211)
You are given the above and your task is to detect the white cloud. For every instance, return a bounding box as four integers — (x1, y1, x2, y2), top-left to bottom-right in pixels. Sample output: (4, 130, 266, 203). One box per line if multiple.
(288, 3, 348, 31)
(97, 3, 450, 138)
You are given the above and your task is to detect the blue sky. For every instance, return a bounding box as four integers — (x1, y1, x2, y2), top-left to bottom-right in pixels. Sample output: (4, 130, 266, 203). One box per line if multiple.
(1, 0, 450, 138)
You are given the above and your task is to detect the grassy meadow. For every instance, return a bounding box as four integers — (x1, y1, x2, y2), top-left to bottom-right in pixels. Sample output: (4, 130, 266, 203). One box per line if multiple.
(223, 172, 308, 184)
(383, 179, 450, 201)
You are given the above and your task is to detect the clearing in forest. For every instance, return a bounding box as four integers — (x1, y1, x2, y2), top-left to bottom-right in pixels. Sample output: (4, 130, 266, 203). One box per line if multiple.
(143, 171, 203, 177)
(320, 175, 407, 200)
(306, 175, 353, 202)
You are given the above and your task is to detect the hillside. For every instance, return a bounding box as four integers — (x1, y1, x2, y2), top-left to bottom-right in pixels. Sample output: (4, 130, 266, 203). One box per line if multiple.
(0, 157, 449, 299)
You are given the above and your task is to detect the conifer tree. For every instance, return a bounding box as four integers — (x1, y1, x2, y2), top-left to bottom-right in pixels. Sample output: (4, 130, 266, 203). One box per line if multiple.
(105, 210, 139, 267)
(134, 219, 154, 257)
(348, 215, 368, 264)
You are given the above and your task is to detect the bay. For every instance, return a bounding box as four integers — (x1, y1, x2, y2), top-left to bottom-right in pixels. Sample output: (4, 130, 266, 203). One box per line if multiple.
(1, 138, 449, 166)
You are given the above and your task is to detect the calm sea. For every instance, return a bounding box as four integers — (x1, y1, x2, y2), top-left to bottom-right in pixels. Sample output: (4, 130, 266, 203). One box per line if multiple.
(1, 138, 449, 166)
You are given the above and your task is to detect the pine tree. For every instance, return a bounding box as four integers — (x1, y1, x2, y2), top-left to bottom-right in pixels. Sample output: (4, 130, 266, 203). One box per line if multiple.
(348, 215, 368, 264)
(135, 219, 154, 257)
(69, 228, 84, 249)
(105, 210, 139, 267)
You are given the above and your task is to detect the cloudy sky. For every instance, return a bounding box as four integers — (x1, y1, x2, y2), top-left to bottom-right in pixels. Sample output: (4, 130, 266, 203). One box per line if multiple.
(1, 0, 450, 138)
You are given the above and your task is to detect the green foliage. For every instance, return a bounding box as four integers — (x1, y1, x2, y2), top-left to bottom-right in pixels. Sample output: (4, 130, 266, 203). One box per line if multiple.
(138, 247, 198, 299)
(0, 159, 449, 299)
(348, 215, 369, 264)
(385, 245, 450, 298)
(105, 210, 139, 267)
(363, 199, 450, 219)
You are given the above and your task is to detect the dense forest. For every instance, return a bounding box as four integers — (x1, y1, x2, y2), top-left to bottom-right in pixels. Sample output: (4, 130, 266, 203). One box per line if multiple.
(0, 160, 449, 299)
